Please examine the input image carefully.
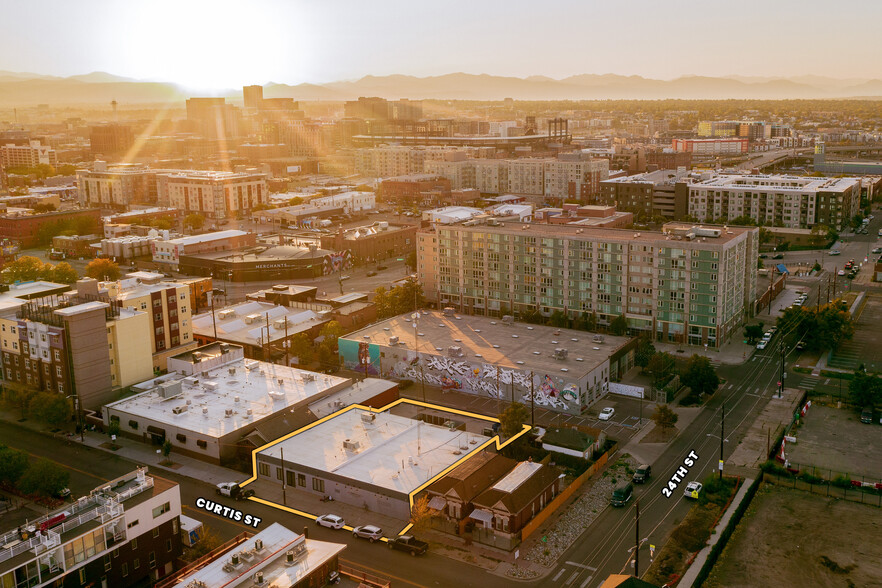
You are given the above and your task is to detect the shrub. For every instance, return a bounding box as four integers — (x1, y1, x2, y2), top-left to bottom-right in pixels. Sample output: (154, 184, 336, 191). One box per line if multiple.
(398, 379, 414, 390)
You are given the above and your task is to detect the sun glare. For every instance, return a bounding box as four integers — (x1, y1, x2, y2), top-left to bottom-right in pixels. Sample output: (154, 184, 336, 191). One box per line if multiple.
(114, 0, 305, 91)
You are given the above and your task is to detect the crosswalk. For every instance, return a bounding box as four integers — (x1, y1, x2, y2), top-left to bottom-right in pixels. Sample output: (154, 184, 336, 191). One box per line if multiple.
(794, 375, 820, 392)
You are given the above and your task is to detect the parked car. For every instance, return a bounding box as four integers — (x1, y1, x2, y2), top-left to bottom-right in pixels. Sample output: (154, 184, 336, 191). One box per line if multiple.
(762, 332, 773, 341)
(838, 270, 846, 276)
(610, 482, 633, 507)
(316, 514, 346, 529)
(759, 254, 768, 259)
(684, 481, 703, 499)
(377, 265, 388, 270)
(598, 407, 615, 421)
(387, 535, 428, 556)
(55, 487, 71, 499)
(352, 525, 383, 542)
(772, 253, 784, 259)
(756, 340, 768, 350)
(796, 341, 806, 351)
(861, 408, 874, 424)
(829, 250, 841, 255)
(366, 271, 377, 277)
(872, 247, 882, 254)
(632, 464, 652, 484)
(340, 275, 351, 281)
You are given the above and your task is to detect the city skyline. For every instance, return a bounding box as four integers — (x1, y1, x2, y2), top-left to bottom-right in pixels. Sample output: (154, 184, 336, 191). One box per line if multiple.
(2, 0, 881, 91)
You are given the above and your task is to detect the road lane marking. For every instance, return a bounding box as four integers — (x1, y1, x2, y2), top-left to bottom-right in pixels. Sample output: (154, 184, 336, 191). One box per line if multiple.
(580, 577, 593, 588)
(565, 570, 580, 585)
(565, 561, 597, 570)
(553, 568, 566, 582)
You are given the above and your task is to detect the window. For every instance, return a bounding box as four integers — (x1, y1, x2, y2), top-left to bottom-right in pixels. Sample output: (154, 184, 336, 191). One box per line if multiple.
(152, 502, 170, 518)
(104, 554, 112, 572)
(276, 468, 283, 481)
(176, 433, 186, 443)
(196, 439, 207, 449)
(122, 563, 128, 577)
(172, 518, 178, 534)
(129, 420, 138, 430)
(127, 520, 139, 529)
(54, 350, 60, 361)
(166, 538, 173, 552)
(113, 548, 119, 558)
(286, 471, 296, 486)
(79, 568, 87, 583)
(259, 463, 270, 476)
(131, 538, 138, 550)
(297, 473, 306, 487)
(134, 558, 140, 570)
(149, 551, 156, 569)
(56, 366, 62, 377)
(152, 528, 160, 538)
(312, 478, 325, 493)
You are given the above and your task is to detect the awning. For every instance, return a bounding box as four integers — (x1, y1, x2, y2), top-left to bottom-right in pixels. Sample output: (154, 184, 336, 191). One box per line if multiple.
(428, 496, 447, 511)
(468, 508, 494, 525)
(146, 425, 165, 436)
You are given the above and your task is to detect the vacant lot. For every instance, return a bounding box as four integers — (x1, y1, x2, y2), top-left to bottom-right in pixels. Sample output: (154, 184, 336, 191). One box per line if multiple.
(706, 484, 882, 588)
(786, 404, 882, 480)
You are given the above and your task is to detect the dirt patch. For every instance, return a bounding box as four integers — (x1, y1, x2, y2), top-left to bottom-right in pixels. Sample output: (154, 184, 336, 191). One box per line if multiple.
(428, 542, 501, 571)
(705, 484, 882, 588)
(639, 424, 678, 444)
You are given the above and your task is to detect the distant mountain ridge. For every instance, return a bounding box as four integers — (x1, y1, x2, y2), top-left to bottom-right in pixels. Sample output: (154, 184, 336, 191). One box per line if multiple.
(0, 70, 881, 105)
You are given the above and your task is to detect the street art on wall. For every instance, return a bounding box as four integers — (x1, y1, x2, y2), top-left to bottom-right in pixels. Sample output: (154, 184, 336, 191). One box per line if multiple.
(322, 250, 352, 275)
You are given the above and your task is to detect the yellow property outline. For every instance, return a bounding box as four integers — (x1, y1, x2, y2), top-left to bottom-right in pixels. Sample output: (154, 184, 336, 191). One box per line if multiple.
(239, 398, 531, 538)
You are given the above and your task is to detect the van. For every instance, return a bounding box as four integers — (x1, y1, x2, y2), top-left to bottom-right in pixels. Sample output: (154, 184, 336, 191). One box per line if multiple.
(861, 408, 874, 424)
(610, 483, 633, 507)
(632, 464, 651, 484)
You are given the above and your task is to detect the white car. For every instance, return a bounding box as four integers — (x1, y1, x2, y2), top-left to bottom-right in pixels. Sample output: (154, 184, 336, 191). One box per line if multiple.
(838, 270, 846, 276)
(352, 525, 383, 542)
(684, 481, 703, 499)
(829, 250, 841, 256)
(762, 332, 772, 341)
(756, 340, 768, 350)
(598, 407, 615, 421)
(316, 514, 345, 529)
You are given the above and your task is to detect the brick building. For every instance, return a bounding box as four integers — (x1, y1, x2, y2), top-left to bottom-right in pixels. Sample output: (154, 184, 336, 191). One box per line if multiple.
(0, 207, 102, 248)
(379, 174, 451, 206)
(320, 222, 418, 263)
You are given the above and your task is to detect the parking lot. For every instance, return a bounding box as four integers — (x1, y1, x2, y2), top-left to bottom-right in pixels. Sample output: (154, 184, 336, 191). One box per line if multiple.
(785, 404, 882, 481)
(829, 294, 882, 372)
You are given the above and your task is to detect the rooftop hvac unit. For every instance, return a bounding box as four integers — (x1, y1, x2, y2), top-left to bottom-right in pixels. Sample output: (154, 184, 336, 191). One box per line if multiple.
(447, 345, 463, 357)
(277, 378, 284, 386)
(501, 315, 514, 325)
(303, 373, 316, 382)
(225, 409, 234, 418)
(244, 313, 261, 324)
(220, 343, 231, 353)
(172, 405, 187, 414)
(218, 310, 235, 320)
(274, 318, 288, 329)
(203, 381, 219, 391)
(592, 334, 605, 344)
(360, 412, 375, 423)
(254, 539, 264, 552)
(202, 407, 209, 415)
(253, 571, 266, 586)
(246, 409, 253, 417)
(245, 360, 260, 370)
(553, 348, 568, 360)
(228, 367, 237, 376)
(272, 284, 288, 291)
(442, 307, 455, 316)
(389, 335, 399, 345)
(158, 380, 183, 398)
(343, 439, 360, 451)
(234, 396, 240, 403)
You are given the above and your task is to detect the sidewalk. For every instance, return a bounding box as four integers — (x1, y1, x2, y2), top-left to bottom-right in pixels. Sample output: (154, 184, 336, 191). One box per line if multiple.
(678, 478, 755, 587)
(653, 336, 753, 366)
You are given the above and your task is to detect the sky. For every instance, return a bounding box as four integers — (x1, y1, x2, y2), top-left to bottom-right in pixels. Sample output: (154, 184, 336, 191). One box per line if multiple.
(1, 0, 880, 91)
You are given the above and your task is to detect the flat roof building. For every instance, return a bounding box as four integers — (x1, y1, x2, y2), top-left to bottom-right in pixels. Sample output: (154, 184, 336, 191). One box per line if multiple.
(339, 310, 636, 414)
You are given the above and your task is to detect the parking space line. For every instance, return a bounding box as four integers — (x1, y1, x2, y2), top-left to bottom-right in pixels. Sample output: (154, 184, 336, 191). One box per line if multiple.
(553, 568, 567, 582)
(565, 570, 580, 585)
(580, 577, 593, 588)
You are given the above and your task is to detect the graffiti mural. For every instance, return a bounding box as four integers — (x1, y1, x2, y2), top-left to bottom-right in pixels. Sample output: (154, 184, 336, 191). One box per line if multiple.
(322, 250, 353, 275)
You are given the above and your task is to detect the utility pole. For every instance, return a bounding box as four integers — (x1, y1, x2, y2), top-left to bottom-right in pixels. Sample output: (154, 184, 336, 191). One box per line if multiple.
(778, 341, 785, 398)
(280, 446, 286, 506)
(634, 500, 640, 577)
(530, 371, 535, 428)
(719, 403, 725, 480)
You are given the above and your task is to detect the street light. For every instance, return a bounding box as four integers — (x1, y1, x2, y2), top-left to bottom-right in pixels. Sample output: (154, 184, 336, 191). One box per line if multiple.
(209, 288, 225, 342)
(65, 394, 84, 442)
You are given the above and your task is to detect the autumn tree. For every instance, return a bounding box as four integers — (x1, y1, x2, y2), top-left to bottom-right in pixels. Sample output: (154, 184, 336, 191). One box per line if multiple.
(497, 402, 530, 438)
(646, 352, 676, 387)
(50, 261, 78, 284)
(289, 333, 313, 367)
(651, 404, 679, 432)
(409, 495, 435, 533)
(2, 256, 46, 283)
(85, 258, 121, 281)
(184, 213, 205, 231)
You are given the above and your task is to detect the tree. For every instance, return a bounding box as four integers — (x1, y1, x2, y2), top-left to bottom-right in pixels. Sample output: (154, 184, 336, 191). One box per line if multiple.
(17, 458, 70, 497)
(848, 372, 882, 408)
(743, 322, 765, 345)
(393, 278, 426, 315)
(409, 495, 434, 533)
(289, 333, 313, 367)
(32, 202, 56, 213)
(577, 311, 598, 332)
(634, 335, 657, 369)
(405, 250, 417, 272)
(778, 300, 854, 352)
(28, 392, 72, 428)
(609, 314, 628, 336)
(2, 256, 47, 283)
(851, 214, 865, 230)
(85, 258, 121, 281)
(548, 310, 569, 328)
(161, 439, 173, 464)
(50, 261, 79, 284)
(497, 402, 530, 438)
(184, 213, 205, 231)
(288, 196, 304, 206)
(107, 419, 121, 442)
(646, 352, 675, 387)
(651, 404, 679, 432)
(318, 321, 343, 354)
(681, 355, 720, 397)
(181, 525, 225, 562)
(373, 287, 394, 319)
(0, 445, 29, 486)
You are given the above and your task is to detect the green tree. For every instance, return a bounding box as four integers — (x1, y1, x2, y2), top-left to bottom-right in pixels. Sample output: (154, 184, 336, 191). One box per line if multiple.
(634, 335, 656, 369)
(778, 300, 854, 352)
(646, 352, 676, 387)
(288, 196, 304, 206)
(850, 214, 865, 230)
(609, 314, 628, 336)
(31, 202, 57, 213)
(50, 261, 79, 284)
(0, 445, 29, 486)
(405, 250, 417, 272)
(681, 354, 720, 397)
(85, 258, 120, 281)
(57, 164, 77, 175)
(28, 392, 73, 428)
(392, 278, 426, 315)
(373, 287, 393, 319)
(2, 255, 47, 283)
(848, 371, 882, 408)
(184, 213, 206, 231)
(161, 439, 173, 464)
(651, 404, 679, 432)
(743, 322, 765, 345)
(548, 310, 569, 328)
(318, 320, 344, 357)
(497, 402, 530, 438)
(17, 458, 70, 497)
(107, 420, 121, 441)
(289, 333, 313, 367)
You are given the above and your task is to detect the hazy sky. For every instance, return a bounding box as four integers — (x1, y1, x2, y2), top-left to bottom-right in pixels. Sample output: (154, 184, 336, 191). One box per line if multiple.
(1, 0, 880, 90)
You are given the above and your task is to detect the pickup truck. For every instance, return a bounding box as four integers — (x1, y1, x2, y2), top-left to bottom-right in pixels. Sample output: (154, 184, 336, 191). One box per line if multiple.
(387, 535, 428, 556)
(215, 482, 255, 501)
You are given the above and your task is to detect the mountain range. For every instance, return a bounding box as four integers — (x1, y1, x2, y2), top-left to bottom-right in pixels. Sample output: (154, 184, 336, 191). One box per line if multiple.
(1, 70, 882, 105)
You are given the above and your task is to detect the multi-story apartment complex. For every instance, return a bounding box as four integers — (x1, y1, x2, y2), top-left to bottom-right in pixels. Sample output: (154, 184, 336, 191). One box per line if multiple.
(543, 156, 609, 202)
(77, 163, 160, 209)
(686, 173, 862, 230)
(103, 272, 196, 371)
(672, 138, 748, 155)
(90, 123, 135, 157)
(0, 468, 183, 587)
(0, 140, 57, 169)
(697, 120, 792, 140)
(157, 170, 267, 219)
(599, 169, 691, 220)
(418, 221, 758, 348)
(0, 279, 154, 409)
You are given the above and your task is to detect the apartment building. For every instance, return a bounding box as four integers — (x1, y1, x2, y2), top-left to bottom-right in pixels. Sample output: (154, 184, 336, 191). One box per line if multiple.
(0, 468, 183, 587)
(158, 170, 268, 219)
(599, 169, 691, 220)
(0, 140, 57, 168)
(103, 272, 196, 371)
(77, 163, 159, 209)
(507, 159, 546, 195)
(417, 221, 758, 348)
(686, 174, 861, 230)
(543, 156, 609, 202)
(672, 138, 748, 155)
(0, 279, 154, 408)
